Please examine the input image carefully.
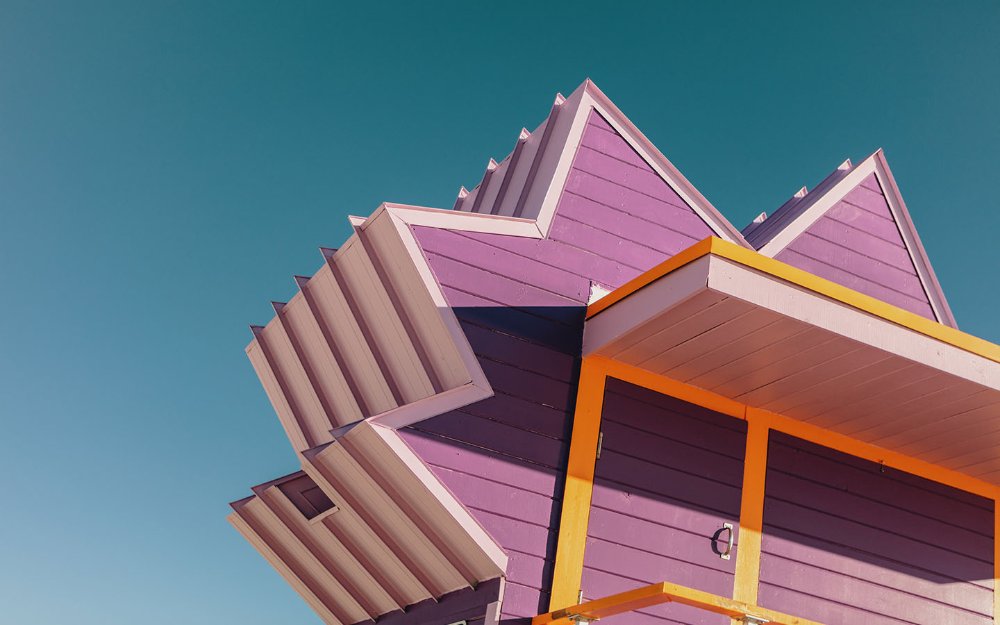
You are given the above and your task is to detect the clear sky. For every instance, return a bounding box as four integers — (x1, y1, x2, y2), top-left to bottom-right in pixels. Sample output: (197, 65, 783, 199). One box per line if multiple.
(1, 2, 997, 624)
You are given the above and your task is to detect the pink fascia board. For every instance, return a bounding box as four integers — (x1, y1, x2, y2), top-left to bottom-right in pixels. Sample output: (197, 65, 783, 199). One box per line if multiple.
(749, 150, 956, 328)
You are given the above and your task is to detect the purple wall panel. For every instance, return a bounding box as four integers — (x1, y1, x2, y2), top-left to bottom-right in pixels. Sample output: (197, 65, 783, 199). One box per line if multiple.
(401, 110, 722, 621)
(581, 380, 746, 625)
(759, 431, 994, 624)
(776, 173, 937, 320)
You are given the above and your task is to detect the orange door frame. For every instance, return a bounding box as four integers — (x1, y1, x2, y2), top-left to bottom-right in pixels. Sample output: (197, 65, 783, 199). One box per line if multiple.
(548, 355, 1000, 621)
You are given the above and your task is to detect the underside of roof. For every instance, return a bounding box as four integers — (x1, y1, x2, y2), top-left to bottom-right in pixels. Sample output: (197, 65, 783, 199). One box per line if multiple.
(585, 238, 1000, 481)
(229, 420, 507, 625)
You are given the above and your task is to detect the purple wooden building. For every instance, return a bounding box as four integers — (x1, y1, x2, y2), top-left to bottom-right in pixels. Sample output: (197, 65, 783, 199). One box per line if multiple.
(228, 80, 1000, 625)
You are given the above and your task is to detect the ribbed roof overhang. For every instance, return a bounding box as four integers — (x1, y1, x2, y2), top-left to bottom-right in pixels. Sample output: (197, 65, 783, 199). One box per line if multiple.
(584, 238, 1000, 482)
(229, 420, 507, 625)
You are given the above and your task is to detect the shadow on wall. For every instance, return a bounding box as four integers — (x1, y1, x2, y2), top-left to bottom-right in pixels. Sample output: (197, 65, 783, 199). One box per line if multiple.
(398, 304, 994, 625)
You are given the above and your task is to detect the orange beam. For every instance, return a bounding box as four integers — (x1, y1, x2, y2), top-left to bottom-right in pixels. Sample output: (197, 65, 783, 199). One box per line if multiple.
(586, 236, 1000, 364)
(534, 580, 824, 625)
(548, 358, 607, 611)
(732, 411, 771, 605)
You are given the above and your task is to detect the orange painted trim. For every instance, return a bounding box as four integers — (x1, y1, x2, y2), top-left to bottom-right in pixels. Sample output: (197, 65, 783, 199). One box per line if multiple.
(547, 357, 1000, 622)
(548, 358, 607, 611)
(586, 236, 1000, 364)
(602, 357, 1000, 500)
(596, 357, 744, 419)
(732, 411, 770, 605)
(534, 580, 824, 625)
(586, 237, 714, 318)
(995, 505, 999, 622)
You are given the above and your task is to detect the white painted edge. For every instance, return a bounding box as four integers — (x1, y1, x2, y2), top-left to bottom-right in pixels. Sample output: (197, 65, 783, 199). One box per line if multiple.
(706, 256, 998, 389)
(757, 156, 879, 258)
(361, 420, 509, 573)
(368, 382, 492, 429)
(574, 81, 750, 246)
(582, 256, 713, 356)
(756, 152, 956, 328)
(871, 150, 957, 328)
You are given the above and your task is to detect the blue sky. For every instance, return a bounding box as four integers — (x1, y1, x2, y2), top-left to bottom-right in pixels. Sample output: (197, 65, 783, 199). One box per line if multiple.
(0, 2, 997, 623)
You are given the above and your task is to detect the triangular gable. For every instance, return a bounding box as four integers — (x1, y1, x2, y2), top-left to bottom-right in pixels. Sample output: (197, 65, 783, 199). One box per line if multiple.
(452, 79, 749, 247)
(750, 151, 955, 327)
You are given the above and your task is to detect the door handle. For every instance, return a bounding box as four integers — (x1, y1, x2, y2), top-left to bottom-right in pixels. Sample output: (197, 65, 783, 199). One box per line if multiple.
(712, 523, 734, 560)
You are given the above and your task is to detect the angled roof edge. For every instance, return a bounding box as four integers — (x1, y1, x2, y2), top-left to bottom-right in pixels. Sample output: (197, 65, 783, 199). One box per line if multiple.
(449, 79, 750, 246)
(229, 419, 508, 625)
(587, 237, 997, 364)
(569, 80, 751, 246)
(752, 150, 956, 328)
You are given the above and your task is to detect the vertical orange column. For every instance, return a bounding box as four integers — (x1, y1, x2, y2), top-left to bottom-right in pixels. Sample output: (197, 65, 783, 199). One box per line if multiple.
(732, 408, 771, 606)
(995, 497, 999, 623)
(548, 357, 607, 611)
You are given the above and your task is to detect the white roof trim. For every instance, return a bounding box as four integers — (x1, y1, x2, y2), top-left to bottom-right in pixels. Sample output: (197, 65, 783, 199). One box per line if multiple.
(756, 151, 956, 328)
(529, 80, 750, 245)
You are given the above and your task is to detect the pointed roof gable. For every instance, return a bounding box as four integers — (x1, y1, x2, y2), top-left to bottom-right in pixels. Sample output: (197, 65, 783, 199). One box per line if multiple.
(747, 150, 956, 327)
(452, 79, 749, 246)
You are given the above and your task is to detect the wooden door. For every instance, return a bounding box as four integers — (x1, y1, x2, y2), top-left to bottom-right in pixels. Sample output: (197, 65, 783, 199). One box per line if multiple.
(580, 379, 748, 625)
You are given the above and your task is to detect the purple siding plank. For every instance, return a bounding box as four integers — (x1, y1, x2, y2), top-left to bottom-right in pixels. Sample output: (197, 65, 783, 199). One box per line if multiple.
(763, 535, 992, 614)
(451, 229, 639, 290)
(598, 401, 747, 456)
(765, 470, 992, 557)
(767, 434, 994, 530)
(586, 507, 737, 576)
(410, 412, 566, 470)
(563, 169, 712, 236)
(590, 486, 739, 543)
(763, 498, 992, 585)
(459, 392, 570, 441)
(585, 538, 733, 596)
(599, 421, 745, 486)
(557, 192, 700, 257)
(776, 248, 935, 318)
(579, 113, 649, 169)
(548, 215, 665, 272)
(505, 551, 553, 593)
(501, 581, 549, 619)
(426, 252, 581, 310)
(843, 177, 895, 220)
(782, 232, 926, 299)
(760, 432, 994, 623)
(477, 358, 576, 413)
(417, 227, 591, 303)
(759, 562, 992, 625)
(400, 429, 560, 498)
(448, 294, 583, 355)
(472, 508, 557, 567)
(571, 147, 690, 208)
(803, 215, 915, 272)
(825, 200, 906, 246)
(423, 465, 557, 528)
(459, 321, 578, 383)
(595, 450, 742, 517)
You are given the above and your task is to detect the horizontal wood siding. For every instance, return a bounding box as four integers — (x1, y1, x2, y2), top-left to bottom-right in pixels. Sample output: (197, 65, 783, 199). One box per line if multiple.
(759, 431, 994, 625)
(775, 173, 936, 319)
(402, 110, 723, 623)
(580, 380, 746, 625)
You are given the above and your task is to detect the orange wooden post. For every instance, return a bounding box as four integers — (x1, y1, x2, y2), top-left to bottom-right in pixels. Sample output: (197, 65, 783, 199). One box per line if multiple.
(548, 357, 608, 611)
(733, 409, 771, 606)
